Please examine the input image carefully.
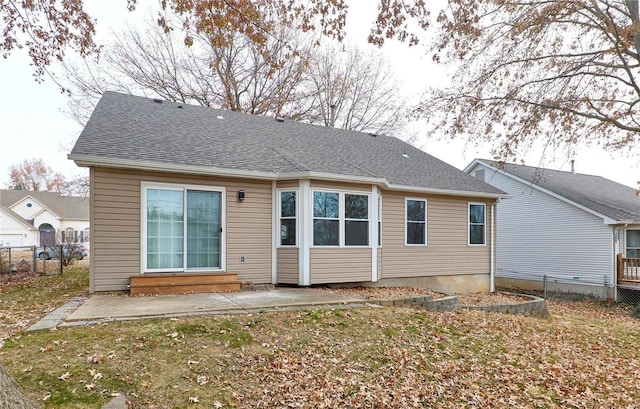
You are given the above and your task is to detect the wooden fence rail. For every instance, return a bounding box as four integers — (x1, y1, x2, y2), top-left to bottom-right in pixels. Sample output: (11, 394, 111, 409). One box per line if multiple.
(617, 254, 640, 282)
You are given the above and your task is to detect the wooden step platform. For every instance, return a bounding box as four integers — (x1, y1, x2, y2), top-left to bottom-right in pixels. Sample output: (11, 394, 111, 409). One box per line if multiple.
(130, 273, 241, 296)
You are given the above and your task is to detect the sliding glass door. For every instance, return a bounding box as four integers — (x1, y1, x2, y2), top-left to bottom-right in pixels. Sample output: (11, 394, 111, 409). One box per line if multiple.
(145, 184, 223, 272)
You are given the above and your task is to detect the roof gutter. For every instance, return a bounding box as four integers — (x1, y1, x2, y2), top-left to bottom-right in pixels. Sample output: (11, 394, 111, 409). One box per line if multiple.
(69, 154, 510, 200)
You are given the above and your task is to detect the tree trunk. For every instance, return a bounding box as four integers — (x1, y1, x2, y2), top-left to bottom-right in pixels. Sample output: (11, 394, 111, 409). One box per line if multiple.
(0, 363, 39, 409)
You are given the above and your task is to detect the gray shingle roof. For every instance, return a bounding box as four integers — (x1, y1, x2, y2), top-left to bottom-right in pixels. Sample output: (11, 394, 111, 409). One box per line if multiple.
(0, 190, 89, 220)
(477, 160, 640, 222)
(70, 91, 505, 197)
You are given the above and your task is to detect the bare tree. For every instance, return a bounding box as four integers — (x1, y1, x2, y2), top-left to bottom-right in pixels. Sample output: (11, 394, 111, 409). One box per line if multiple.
(65, 16, 316, 124)
(2, 0, 347, 83)
(65, 15, 408, 137)
(417, 0, 640, 160)
(7, 158, 68, 192)
(306, 44, 408, 135)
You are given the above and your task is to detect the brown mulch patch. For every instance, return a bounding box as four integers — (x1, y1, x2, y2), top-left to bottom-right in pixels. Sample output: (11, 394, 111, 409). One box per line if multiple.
(323, 286, 533, 306)
(322, 286, 444, 300)
(456, 292, 532, 306)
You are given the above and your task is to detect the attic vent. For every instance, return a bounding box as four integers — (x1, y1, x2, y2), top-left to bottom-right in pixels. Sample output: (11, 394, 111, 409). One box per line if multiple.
(369, 133, 377, 137)
(153, 98, 163, 104)
(177, 105, 183, 109)
(275, 117, 285, 122)
(402, 153, 409, 158)
(217, 115, 224, 119)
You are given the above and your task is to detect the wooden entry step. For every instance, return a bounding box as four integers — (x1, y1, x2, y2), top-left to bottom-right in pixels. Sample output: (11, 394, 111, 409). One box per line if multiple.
(130, 273, 241, 296)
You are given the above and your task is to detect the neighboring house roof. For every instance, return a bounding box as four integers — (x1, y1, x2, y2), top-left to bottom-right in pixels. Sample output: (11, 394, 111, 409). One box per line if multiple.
(69, 91, 506, 199)
(468, 159, 640, 223)
(0, 205, 36, 230)
(0, 190, 89, 221)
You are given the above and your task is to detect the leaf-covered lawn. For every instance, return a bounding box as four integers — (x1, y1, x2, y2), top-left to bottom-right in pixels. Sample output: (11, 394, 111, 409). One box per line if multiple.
(1, 268, 640, 408)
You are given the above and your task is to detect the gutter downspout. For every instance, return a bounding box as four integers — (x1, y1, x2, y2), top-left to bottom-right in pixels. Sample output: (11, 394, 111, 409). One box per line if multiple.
(490, 201, 496, 293)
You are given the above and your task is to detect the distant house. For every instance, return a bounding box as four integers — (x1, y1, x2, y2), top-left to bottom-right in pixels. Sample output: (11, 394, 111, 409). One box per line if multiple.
(0, 189, 89, 248)
(465, 159, 640, 299)
(69, 91, 507, 294)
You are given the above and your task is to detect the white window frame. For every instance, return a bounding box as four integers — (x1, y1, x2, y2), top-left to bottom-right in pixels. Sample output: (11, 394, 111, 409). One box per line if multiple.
(311, 189, 371, 248)
(141, 182, 226, 273)
(627, 229, 640, 258)
(468, 202, 486, 246)
(277, 188, 298, 248)
(404, 197, 427, 246)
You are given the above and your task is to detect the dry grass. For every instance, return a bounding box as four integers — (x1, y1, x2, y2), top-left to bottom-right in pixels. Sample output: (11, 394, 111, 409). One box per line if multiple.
(2, 268, 640, 408)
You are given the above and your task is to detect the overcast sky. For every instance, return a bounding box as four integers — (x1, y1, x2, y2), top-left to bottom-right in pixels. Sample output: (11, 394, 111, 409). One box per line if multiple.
(1, 1, 638, 189)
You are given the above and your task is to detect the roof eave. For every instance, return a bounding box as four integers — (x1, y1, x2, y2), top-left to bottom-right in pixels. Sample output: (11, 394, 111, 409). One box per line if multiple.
(69, 155, 509, 200)
(472, 159, 628, 224)
(69, 154, 280, 181)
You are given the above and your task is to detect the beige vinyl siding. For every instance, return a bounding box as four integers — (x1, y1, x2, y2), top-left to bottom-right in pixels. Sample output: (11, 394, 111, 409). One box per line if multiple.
(310, 248, 371, 284)
(91, 167, 272, 292)
(92, 168, 140, 292)
(277, 248, 299, 284)
(225, 179, 272, 283)
(379, 191, 493, 278)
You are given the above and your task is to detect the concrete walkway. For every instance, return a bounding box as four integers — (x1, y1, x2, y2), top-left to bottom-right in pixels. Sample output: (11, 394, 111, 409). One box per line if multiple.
(23, 289, 373, 409)
(27, 288, 373, 331)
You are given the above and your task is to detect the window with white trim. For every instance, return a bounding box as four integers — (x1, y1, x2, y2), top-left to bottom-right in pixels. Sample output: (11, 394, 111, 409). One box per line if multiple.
(345, 194, 369, 246)
(143, 184, 223, 271)
(313, 191, 370, 247)
(469, 203, 486, 245)
(406, 198, 426, 245)
(279, 190, 297, 246)
(627, 230, 640, 258)
(313, 191, 340, 246)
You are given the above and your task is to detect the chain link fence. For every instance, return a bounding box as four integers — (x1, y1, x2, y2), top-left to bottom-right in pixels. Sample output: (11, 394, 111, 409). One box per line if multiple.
(497, 273, 640, 305)
(0, 246, 63, 279)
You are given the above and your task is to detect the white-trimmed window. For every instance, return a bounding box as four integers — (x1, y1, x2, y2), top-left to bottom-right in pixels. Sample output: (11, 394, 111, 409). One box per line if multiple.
(63, 227, 75, 243)
(469, 203, 486, 245)
(345, 194, 369, 246)
(313, 191, 340, 246)
(313, 190, 370, 247)
(279, 190, 297, 246)
(405, 198, 426, 245)
(142, 183, 224, 272)
(627, 230, 640, 258)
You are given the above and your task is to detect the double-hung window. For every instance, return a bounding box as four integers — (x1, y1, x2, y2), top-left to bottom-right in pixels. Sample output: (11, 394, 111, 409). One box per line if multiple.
(405, 198, 426, 245)
(313, 191, 369, 247)
(279, 191, 297, 246)
(469, 203, 486, 245)
(143, 183, 223, 272)
(313, 191, 340, 246)
(345, 194, 369, 245)
(627, 230, 640, 258)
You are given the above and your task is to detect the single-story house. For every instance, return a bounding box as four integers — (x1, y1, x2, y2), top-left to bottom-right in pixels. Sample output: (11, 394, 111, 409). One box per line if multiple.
(69, 91, 508, 294)
(465, 159, 640, 300)
(0, 189, 89, 248)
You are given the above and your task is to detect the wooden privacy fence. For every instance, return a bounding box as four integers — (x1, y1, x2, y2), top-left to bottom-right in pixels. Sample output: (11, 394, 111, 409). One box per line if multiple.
(617, 254, 640, 282)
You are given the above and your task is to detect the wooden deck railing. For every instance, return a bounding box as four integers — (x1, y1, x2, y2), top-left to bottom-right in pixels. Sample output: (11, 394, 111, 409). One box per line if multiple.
(617, 254, 640, 282)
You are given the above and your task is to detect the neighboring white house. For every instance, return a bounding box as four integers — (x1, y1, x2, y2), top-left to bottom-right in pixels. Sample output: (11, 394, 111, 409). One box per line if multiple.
(465, 159, 640, 300)
(0, 189, 89, 248)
